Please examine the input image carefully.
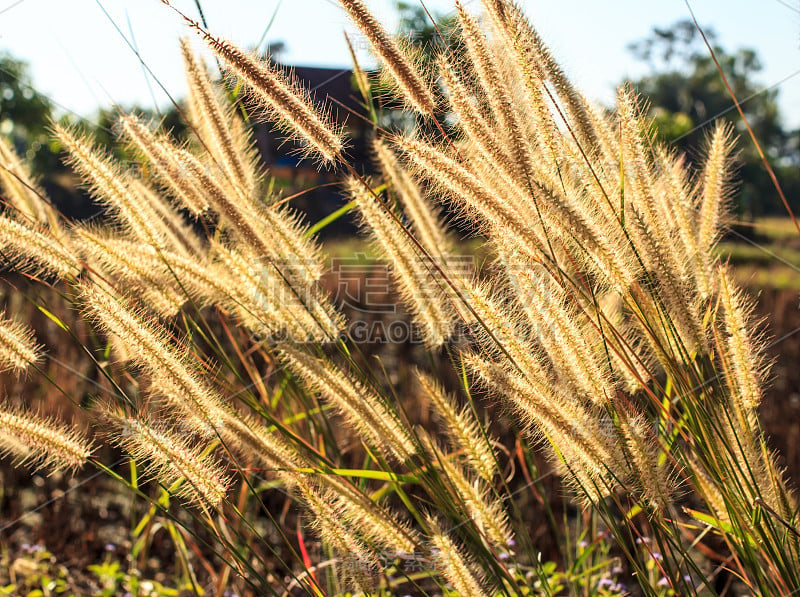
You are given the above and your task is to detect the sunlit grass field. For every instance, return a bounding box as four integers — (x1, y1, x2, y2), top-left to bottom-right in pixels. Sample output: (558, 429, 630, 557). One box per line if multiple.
(2, 0, 800, 591)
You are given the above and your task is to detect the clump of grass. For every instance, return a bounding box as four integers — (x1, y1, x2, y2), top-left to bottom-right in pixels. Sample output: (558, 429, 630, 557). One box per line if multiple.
(0, 0, 797, 594)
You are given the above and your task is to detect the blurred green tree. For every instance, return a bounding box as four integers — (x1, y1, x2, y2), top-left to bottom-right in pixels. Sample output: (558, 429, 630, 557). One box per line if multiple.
(0, 53, 61, 175)
(0, 54, 51, 136)
(0, 52, 189, 219)
(396, 1, 457, 50)
(0, 54, 52, 134)
(0, 53, 84, 215)
(626, 20, 796, 218)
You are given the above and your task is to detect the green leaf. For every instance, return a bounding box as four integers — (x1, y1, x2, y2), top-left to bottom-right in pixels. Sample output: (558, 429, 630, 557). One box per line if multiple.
(684, 507, 760, 548)
(36, 306, 68, 332)
(305, 200, 357, 238)
(294, 467, 416, 484)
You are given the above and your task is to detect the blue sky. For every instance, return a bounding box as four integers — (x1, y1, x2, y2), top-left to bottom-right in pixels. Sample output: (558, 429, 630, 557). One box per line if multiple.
(1, 0, 800, 129)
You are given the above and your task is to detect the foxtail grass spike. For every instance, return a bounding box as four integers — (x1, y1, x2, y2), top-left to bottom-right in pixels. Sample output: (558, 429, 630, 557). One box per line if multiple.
(0, 406, 92, 472)
(338, 0, 435, 114)
(0, 214, 80, 279)
(197, 31, 345, 163)
(0, 315, 40, 374)
(180, 38, 262, 197)
(110, 415, 229, 508)
(428, 517, 490, 597)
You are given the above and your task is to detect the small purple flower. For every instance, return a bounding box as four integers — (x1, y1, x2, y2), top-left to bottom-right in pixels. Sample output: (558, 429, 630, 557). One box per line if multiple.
(612, 565, 624, 575)
(651, 551, 663, 561)
(657, 576, 670, 587)
(597, 577, 615, 588)
(635, 536, 651, 544)
(578, 540, 589, 549)
(104, 543, 116, 552)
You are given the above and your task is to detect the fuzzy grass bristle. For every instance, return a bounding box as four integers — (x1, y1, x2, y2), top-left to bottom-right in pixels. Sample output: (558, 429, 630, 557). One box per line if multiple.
(427, 517, 490, 597)
(120, 114, 211, 215)
(196, 31, 345, 164)
(0, 134, 59, 229)
(416, 371, 497, 482)
(278, 343, 416, 461)
(180, 38, 263, 197)
(0, 214, 80, 279)
(0, 315, 41, 374)
(338, 0, 435, 115)
(109, 414, 230, 508)
(348, 177, 455, 346)
(0, 406, 92, 472)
